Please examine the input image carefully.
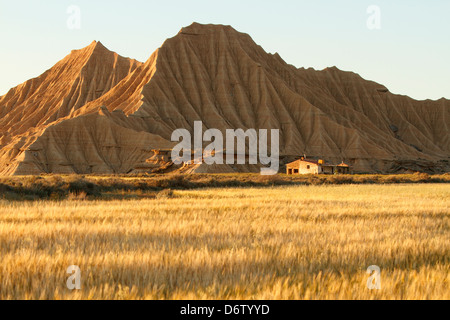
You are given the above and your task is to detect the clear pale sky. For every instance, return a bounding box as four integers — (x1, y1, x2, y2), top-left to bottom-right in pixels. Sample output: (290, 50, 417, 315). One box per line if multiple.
(0, 0, 448, 100)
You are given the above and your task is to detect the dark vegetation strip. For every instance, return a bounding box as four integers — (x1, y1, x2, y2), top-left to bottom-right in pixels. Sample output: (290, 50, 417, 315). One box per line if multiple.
(0, 173, 448, 201)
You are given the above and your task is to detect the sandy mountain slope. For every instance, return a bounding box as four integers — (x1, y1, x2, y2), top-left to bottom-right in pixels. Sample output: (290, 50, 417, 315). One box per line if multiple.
(76, 23, 449, 172)
(0, 41, 174, 175)
(14, 107, 174, 175)
(1, 23, 449, 175)
(0, 41, 141, 143)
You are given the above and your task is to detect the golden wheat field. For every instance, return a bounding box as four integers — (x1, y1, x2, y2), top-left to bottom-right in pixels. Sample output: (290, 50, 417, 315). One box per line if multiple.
(0, 183, 449, 300)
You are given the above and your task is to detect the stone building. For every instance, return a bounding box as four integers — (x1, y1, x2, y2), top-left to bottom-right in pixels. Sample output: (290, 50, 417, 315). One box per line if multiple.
(286, 157, 351, 175)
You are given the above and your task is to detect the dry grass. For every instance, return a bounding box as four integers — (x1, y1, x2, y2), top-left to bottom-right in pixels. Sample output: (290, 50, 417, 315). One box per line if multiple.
(0, 183, 448, 299)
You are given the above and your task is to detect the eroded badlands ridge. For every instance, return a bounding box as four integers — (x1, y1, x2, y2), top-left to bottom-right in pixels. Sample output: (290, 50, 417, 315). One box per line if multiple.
(0, 23, 448, 175)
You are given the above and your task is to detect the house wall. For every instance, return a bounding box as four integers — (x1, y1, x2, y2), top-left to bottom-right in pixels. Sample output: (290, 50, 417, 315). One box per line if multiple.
(298, 162, 319, 174)
(336, 166, 350, 174)
(286, 164, 299, 174)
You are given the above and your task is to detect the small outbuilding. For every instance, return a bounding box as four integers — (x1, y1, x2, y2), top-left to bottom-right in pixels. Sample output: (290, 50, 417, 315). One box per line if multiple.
(336, 162, 351, 174)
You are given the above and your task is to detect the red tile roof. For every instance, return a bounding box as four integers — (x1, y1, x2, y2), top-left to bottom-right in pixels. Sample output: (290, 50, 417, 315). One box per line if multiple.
(286, 159, 320, 166)
(301, 159, 320, 164)
(337, 162, 350, 167)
